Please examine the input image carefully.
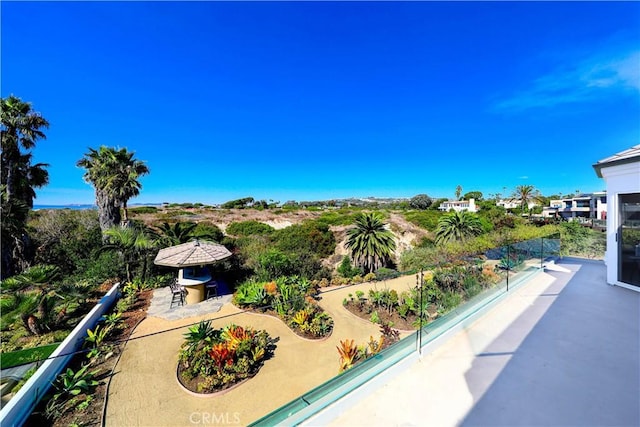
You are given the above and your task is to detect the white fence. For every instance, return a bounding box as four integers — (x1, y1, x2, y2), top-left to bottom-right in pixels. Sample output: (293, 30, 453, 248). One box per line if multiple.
(0, 283, 120, 427)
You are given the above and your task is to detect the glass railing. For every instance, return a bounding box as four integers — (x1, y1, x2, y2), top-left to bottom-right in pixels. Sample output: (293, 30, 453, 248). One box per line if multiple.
(250, 233, 561, 426)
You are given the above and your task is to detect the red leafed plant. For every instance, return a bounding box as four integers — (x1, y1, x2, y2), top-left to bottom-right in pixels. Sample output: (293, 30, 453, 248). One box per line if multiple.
(209, 343, 235, 369)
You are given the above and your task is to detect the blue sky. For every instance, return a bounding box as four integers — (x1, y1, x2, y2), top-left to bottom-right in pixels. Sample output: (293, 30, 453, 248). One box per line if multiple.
(2, 2, 639, 205)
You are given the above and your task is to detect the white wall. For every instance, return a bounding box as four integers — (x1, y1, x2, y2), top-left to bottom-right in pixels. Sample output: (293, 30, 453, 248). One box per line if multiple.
(600, 162, 640, 290)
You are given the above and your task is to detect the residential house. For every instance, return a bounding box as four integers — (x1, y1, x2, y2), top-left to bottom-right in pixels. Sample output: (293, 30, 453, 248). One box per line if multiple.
(497, 198, 538, 211)
(542, 192, 607, 220)
(438, 198, 477, 213)
(593, 144, 640, 292)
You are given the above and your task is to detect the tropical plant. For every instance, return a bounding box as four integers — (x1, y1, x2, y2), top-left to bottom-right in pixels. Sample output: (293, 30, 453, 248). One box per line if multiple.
(455, 185, 463, 201)
(346, 212, 396, 274)
(513, 185, 542, 214)
(1, 96, 50, 278)
(45, 364, 99, 419)
(77, 146, 149, 233)
(337, 339, 359, 372)
(1, 185, 31, 278)
(0, 265, 78, 336)
(435, 211, 483, 245)
(99, 225, 156, 282)
(177, 323, 273, 393)
(1, 95, 50, 208)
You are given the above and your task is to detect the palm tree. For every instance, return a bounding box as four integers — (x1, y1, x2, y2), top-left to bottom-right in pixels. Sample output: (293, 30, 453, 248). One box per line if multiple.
(513, 185, 541, 214)
(77, 146, 149, 233)
(1, 95, 50, 205)
(455, 185, 463, 201)
(153, 221, 222, 246)
(1, 185, 31, 278)
(100, 226, 156, 282)
(345, 212, 396, 273)
(435, 211, 483, 245)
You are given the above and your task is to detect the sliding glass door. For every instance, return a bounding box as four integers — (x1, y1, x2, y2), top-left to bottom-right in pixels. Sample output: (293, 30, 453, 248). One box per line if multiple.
(619, 193, 640, 287)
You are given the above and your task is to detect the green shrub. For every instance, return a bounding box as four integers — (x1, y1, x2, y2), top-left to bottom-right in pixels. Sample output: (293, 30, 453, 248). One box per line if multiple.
(226, 220, 275, 236)
(274, 220, 336, 258)
(404, 211, 443, 231)
(256, 249, 294, 281)
(128, 206, 158, 214)
(337, 256, 362, 278)
(374, 267, 400, 281)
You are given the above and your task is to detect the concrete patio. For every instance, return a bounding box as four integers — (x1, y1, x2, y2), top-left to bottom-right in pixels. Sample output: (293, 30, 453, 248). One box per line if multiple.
(324, 258, 640, 427)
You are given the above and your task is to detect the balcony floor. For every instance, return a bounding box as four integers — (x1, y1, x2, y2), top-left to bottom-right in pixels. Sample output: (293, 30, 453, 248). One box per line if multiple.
(329, 259, 640, 427)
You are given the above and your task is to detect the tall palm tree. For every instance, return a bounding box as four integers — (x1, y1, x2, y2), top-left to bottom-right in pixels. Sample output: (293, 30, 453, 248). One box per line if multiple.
(455, 185, 463, 201)
(12, 152, 49, 208)
(513, 185, 541, 214)
(1, 185, 31, 278)
(77, 146, 149, 233)
(345, 212, 396, 274)
(1, 95, 50, 205)
(435, 211, 483, 245)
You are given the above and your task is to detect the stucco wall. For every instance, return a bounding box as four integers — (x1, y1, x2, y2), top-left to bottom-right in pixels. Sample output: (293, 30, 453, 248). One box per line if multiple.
(599, 161, 640, 288)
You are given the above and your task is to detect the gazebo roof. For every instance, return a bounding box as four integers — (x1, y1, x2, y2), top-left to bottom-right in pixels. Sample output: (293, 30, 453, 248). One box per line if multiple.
(153, 240, 232, 267)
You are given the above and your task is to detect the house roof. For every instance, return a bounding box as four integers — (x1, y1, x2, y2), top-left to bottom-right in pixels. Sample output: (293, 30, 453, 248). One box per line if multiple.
(593, 144, 640, 178)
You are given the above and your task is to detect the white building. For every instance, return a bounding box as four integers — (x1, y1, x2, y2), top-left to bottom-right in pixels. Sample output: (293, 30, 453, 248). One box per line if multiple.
(543, 192, 607, 220)
(497, 199, 538, 211)
(438, 198, 477, 213)
(593, 145, 640, 292)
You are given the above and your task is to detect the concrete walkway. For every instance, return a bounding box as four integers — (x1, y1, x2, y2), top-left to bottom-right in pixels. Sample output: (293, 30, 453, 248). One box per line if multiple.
(328, 259, 640, 427)
(146, 284, 232, 321)
(105, 275, 417, 426)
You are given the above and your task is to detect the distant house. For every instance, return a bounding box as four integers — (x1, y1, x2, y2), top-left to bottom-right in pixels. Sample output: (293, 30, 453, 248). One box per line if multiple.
(438, 198, 477, 213)
(593, 144, 640, 292)
(497, 198, 538, 211)
(543, 192, 607, 220)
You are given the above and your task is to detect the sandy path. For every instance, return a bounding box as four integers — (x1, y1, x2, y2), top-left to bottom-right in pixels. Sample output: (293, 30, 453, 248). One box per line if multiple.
(105, 275, 418, 427)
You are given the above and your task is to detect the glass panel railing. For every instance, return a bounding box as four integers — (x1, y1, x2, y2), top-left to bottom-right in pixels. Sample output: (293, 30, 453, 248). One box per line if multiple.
(251, 234, 560, 426)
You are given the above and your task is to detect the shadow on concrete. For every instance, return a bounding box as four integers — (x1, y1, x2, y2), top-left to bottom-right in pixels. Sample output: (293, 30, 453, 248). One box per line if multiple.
(461, 259, 640, 426)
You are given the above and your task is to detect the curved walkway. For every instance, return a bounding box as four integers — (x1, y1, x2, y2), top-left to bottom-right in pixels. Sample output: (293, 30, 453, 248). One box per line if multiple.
(105, 275, 418, 427)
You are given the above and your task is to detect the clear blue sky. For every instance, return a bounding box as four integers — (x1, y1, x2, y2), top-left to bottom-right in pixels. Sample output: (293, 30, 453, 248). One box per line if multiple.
(2, 2, 639, 205)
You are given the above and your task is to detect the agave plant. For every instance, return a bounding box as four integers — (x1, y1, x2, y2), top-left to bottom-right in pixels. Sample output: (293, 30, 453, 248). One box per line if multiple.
(45, 364, 99, 419)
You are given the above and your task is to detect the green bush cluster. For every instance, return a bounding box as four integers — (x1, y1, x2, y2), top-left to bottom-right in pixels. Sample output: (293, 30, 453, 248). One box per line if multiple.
(230, 219, 335, 282)
(226, 220, 275, 236)
(337, 256, 363, 278)
(403, 210, 443, 231)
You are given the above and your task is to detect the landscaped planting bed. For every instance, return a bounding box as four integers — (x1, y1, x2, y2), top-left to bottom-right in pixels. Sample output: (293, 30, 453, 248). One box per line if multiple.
(23, 286, 153, 427)
(342, 262, 502, 330)
(233, 276, 333, 339)
(177, 321, 276, 394)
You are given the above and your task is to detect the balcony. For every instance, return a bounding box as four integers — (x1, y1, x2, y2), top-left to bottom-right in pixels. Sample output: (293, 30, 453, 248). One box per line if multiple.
(318, 258, 639, 426)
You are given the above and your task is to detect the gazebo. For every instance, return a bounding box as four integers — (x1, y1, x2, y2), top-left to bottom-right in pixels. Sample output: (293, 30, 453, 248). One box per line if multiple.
(153, 240, 233, 304)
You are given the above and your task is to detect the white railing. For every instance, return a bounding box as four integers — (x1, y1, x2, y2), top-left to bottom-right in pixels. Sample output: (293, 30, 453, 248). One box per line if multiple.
(0, 283, 120, 427)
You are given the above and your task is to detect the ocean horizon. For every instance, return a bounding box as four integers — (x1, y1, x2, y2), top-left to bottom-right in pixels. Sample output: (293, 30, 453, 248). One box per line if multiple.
(33, 203, 165, 211)
(33, 204, 97, 210)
